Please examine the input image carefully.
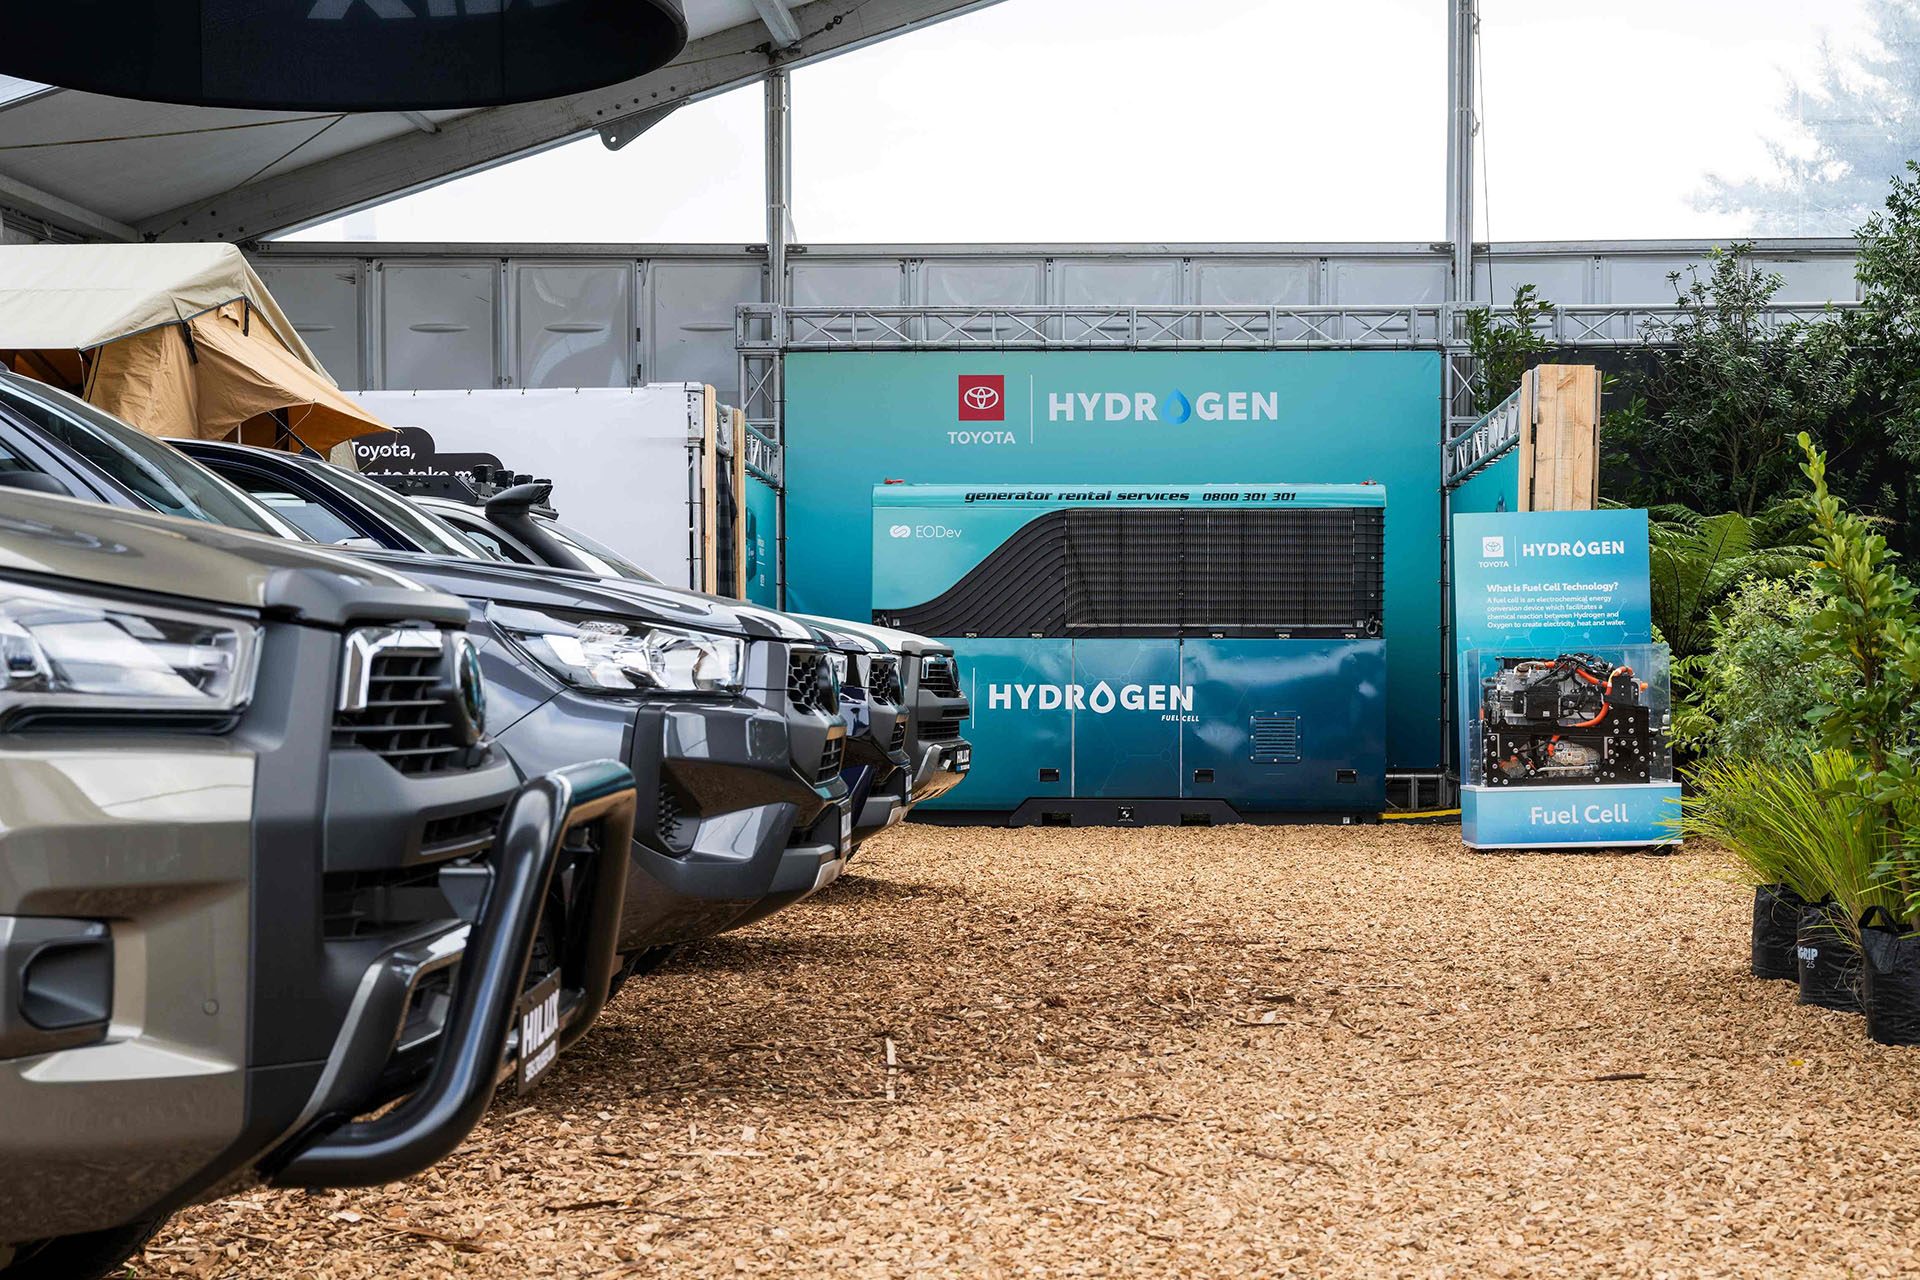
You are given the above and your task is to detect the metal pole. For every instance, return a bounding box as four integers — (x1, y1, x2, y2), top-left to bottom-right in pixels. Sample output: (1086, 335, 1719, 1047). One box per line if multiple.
(764, 68, 793, 310)
(1445, 0, 1477, 306)
(1439, 0, 1478, 806)
(762, 68, 793, 606)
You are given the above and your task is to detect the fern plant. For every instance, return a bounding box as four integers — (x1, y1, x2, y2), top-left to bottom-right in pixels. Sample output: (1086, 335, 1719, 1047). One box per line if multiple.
(1647, 503, 1814, 661)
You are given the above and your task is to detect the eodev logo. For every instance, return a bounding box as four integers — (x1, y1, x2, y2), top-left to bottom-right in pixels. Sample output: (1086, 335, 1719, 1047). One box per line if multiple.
(888, 525, 913, 539)
(958, 375, 1006, 421)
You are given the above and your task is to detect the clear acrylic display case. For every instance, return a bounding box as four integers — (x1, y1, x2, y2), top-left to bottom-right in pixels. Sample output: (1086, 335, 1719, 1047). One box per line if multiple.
(1466, 644, 1672, 789)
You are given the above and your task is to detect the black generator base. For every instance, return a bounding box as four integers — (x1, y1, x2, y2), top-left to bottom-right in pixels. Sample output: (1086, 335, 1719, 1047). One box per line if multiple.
(913, 800, 1379, 829)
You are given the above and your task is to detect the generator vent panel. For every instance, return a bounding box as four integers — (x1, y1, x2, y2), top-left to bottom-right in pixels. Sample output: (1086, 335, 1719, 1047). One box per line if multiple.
(889, 507, 1384, 639)
(1250, 713, 1302, 763)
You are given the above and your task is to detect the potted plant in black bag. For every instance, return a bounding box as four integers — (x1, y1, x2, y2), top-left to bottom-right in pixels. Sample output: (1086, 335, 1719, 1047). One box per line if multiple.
(1796, 435, 1920, 1039)
(1681, 752, 1884, 1007)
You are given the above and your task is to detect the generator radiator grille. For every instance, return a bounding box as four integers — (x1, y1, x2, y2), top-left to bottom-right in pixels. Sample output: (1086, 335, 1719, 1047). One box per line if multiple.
(1250, 713, 1302, 763)
(882, 507, 1384, 640)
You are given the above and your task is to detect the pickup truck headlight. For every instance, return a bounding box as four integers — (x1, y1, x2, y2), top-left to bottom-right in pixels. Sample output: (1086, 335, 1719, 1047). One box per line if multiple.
(0, 579, 259, 722)
(495, 606, 744, 695)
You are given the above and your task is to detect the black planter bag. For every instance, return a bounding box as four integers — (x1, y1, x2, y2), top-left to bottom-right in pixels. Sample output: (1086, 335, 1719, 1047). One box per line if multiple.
(1796, 901, 1863, 1013)
(1752, 885, 1804, 981)
(1859, 906, 1920, 1047)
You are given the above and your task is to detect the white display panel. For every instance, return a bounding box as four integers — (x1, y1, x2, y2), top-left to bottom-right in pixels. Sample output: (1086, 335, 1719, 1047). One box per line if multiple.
(353, 386, 706, 587)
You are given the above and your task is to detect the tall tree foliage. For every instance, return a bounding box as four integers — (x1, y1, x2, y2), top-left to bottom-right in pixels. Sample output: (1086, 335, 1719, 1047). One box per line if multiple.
(1461, 284, 1555, 413)
(1840, 160, 1920, 545)
(1699, 0, 1920, 234)
(1604, 246, 1855, 518)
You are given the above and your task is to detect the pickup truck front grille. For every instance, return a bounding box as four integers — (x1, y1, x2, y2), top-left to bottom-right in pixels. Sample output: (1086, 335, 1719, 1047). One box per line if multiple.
(866, 656, 902, 704)
(787, 647, 833, 715)
(817, 735, 845, 782)
(420, 805, 503, 859)
(921, 716, 967, 743)
(334, 628, 476, 776)
(321, 804, 502, 939)
(919, 656, 961, 698)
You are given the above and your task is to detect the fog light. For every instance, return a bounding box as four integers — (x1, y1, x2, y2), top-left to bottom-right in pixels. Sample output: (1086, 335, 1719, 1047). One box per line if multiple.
(2, 918, 112, 1059)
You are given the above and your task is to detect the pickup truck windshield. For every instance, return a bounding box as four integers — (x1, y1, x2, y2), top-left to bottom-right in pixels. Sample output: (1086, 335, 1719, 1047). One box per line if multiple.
(288, 455, 490, 560)
(534, 516, 660, 583)
(0, 377, 295, 538)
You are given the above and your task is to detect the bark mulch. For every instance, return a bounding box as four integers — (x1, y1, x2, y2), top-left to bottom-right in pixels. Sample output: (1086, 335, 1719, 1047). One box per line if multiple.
(141, 824, 1919, 1278)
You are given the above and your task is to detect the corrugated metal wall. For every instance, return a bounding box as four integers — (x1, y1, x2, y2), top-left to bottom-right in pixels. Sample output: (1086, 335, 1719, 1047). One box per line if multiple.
(249, 242, 1861, 393)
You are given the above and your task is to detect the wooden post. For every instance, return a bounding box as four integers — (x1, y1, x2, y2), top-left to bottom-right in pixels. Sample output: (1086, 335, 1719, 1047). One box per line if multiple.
(1517, 364, 1601, 512)
(700, 386, 720, 595)
(730, 407, 749, 600)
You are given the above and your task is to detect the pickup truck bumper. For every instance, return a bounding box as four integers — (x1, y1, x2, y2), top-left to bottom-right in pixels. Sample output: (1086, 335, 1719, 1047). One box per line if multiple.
(910, 736, 974, 804)
(492, 690, 849, 956)
(0, 749, 635, 1238)
(853, 766, 912, 844)
(273, 760, 635, 1187)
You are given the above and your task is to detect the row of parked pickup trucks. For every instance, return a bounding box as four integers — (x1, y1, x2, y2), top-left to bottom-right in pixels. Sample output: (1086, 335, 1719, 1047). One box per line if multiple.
(0, 367, 971, 1279)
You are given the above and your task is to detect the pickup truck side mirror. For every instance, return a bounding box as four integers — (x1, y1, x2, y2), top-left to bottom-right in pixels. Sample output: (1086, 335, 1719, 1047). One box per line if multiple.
(0, 471, 73, 497)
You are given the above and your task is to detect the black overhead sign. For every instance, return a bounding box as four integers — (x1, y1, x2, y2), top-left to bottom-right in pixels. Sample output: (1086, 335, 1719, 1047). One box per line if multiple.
(0, 0, 689, 112)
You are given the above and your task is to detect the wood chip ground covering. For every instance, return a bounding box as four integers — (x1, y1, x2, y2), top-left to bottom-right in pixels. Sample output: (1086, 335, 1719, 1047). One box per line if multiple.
(142, 825, 1919, 1279)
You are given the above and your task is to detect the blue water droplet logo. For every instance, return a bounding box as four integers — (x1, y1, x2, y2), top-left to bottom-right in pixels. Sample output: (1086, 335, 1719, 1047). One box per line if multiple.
(1164, 390, 1193, 425)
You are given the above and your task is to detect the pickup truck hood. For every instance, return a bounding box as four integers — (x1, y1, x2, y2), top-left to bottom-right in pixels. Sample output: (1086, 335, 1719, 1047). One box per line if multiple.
(351, 550, 762, 637)
(797, 617, 883, 654)
(792, 613, 949, 659)
(0, 489, 463, 626)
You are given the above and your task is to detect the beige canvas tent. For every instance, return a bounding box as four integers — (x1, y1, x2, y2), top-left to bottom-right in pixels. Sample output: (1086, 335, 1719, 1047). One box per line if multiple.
(0, 242, 391, 451)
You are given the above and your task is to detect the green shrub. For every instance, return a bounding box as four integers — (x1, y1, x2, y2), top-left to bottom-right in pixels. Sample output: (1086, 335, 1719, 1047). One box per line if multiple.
(1798, 433, 1920, 918)
(1693, 575, 1843, 770)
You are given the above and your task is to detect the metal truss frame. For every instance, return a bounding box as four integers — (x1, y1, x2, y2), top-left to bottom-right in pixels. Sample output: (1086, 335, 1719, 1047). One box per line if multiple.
(1444, 385, 1522, 488)
(737, 303, 1448, 352)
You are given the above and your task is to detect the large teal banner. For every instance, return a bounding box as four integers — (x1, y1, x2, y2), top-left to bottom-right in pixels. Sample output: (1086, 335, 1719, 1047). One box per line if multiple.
(743, 475, 780, 608)
(783, 350, 1443, 768)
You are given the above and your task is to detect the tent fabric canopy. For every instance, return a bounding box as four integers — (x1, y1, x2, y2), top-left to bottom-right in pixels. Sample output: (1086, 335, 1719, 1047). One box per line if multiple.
(0, 242, 391, 451)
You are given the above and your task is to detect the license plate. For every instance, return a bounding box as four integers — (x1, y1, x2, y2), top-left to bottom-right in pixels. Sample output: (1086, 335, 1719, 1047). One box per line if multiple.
(840, 807, 854, 853)
(515, 968, 562, 1095)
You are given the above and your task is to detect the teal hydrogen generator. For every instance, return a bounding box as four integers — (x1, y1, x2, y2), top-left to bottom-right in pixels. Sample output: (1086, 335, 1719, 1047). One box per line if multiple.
(871, 484, 1387, 825)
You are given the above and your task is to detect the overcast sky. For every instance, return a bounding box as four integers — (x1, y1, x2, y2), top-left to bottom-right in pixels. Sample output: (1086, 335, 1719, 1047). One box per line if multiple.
(286, 0, 1873, 245)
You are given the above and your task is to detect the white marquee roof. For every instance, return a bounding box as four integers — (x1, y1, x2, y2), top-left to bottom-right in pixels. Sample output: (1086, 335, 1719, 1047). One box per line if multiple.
(0, 0, 999, 245)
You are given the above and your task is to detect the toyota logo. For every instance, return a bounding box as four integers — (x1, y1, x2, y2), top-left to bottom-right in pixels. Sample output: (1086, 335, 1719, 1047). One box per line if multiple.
(815, 655, 841, 707)
(446, 633, 487, 745)
(962, 385, 1001, 412)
